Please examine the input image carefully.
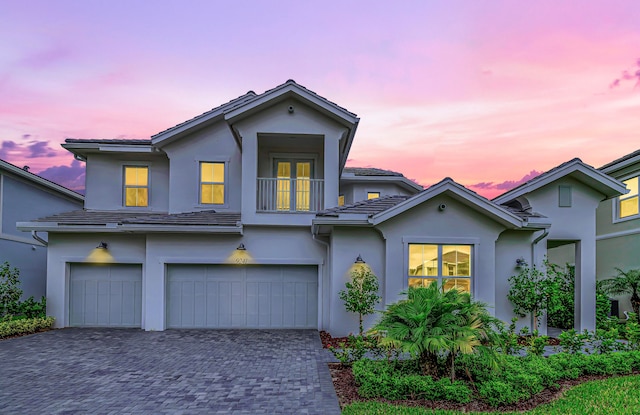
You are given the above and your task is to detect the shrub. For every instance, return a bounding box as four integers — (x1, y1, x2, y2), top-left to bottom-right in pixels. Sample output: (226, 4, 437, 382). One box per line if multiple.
(478, 380, 527, 406)
(524, 330, 549, 356)
(372, 283, 500, 379)
(600, 267, 640, 323)
(0, 262, 22, 319)
(328, 334, 375, 366)
(558, 329, 586, 354)
(625, 314, 640, 350)
(15, 296, 47, 319)
(339, 265, 380, 336)
(0, 316, 54, 338)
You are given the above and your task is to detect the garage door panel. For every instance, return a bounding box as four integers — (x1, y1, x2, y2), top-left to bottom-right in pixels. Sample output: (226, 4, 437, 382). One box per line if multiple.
(167, 265, 317, 329)
(69, 264, 142, 328)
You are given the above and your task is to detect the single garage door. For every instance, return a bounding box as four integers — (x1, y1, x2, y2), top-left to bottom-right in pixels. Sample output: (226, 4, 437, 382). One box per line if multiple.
(167, 264, 318, 329)
(69, 264, 142, 327)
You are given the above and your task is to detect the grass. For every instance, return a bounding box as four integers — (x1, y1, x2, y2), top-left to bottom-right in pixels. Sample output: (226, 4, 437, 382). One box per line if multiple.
(342, 374, 640, 415)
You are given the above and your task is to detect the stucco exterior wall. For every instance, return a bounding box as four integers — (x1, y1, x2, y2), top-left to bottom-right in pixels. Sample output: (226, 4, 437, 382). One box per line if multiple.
(234, 98, 347, 226)
(0, 173, 82, 299)
(84, 153, 169, 212)
(525, 177, 604, 330)
(328, 227, 385, 336)
(162, 122, 242, 213)
(46, 226, 327, 330)
(340, 181, 415, 205)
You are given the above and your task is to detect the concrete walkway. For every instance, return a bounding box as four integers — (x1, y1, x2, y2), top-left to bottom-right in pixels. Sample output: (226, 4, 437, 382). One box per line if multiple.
(0, 328, 341, 414)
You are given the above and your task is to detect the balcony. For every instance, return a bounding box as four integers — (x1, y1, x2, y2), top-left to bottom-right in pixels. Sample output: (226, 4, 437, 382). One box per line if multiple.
(257, 178, 324, 212)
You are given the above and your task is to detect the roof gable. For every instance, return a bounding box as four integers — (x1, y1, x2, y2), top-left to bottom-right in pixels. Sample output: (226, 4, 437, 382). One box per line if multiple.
(371, 178, 523, 228)
(0, 158, 84, 202)
(493, 158, 626, 205)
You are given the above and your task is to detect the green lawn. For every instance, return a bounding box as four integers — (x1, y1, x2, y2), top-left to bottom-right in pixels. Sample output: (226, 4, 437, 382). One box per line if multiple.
(342, 374, 640, 415)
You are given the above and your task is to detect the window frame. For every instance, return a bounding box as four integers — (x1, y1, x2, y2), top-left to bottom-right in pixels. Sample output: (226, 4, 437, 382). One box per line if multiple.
(272, 157, 316, 212)
(122, 165, 150, 208)
(613, 174, 640, 223)
(199, 161, 227, 206)
(403, 237, 478, 295)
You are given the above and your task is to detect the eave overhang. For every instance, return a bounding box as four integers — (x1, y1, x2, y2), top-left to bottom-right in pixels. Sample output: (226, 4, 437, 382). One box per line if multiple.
(17, 222, 243, 234)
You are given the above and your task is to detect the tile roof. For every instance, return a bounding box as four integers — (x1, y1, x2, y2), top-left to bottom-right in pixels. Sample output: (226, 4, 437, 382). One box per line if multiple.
(64, 139, 153, 145)
(500, 205, 547, 220)
(343, 167, 403, 177)
(317, 195, 410, 217)
(599, 148, 640, 170)
(33, 210, 241, 227)
(151, 91, 258, 138)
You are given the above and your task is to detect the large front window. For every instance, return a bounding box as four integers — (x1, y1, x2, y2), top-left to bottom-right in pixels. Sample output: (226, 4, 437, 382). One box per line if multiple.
(618, 176, 639, 219)
(124, 166, 148, 207)
(276, 160, 311, 211)
(408, 244, 472, 293)
(200, 162, 225, 204)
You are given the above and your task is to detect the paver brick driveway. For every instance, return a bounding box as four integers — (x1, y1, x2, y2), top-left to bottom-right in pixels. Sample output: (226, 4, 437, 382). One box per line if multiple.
(0, 328, 341, 414)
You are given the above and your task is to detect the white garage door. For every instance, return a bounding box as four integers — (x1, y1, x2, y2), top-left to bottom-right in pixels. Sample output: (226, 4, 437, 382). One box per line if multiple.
(69, 264, 142, 327)
(166, 264, 318, 329)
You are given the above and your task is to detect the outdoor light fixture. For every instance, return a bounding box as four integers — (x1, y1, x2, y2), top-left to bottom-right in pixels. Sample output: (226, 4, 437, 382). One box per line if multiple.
(96, 241, 108, 250)
(354, 254, 365, 264)
(515, 257, 527, 268)
(237, 243, 246, 251)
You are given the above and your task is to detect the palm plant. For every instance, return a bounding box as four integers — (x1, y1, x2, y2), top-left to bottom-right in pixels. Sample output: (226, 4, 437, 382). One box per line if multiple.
(600, 267, 640, 323)
(371, 282, 499, 379)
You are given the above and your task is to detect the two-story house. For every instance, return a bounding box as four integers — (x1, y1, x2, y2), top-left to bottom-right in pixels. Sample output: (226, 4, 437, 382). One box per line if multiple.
(595, 149, 640, 316)
(18, 80, 625, 335)
(0, 159, 83, 299)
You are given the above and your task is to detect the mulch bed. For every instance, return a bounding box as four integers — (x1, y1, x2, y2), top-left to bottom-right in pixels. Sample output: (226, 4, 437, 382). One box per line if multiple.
(321, 331, 637, 411)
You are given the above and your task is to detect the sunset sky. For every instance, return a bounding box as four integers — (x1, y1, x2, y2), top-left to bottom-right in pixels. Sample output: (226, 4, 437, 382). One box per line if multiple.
(1, 0, 639, 198)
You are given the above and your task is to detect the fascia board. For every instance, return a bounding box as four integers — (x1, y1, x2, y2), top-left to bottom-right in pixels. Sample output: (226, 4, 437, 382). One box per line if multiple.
(17, 222, 122, 232)
(600, 154, 640, 175)
(494, 162, 626, 204)
(1, 162, 84, 202)
(17, 221, 243, 234)
(97, 145, 156, 153)
(340, 120, 359, 171)
(224, 86, 359, 126)
(371, 181, 522, 228)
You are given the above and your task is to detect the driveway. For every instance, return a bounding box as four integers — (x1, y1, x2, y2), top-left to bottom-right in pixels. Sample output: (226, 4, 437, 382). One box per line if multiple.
(0, 329, 341, 414)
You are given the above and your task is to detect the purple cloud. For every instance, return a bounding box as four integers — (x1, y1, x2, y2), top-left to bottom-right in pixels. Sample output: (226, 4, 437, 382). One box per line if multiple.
(610, 58, 640, 89)
(469, 170, 543, 193)
(37, 160, 86, 194)
(0, 139, 60, 160)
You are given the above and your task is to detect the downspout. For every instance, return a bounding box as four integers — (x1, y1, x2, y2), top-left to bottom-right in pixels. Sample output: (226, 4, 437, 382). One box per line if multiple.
(31, 230, 48, 246)
(531, 229, 549, 268)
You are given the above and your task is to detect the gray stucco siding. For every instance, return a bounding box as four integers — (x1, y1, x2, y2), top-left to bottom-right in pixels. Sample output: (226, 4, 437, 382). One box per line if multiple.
(84, 153, 170, 212)
(162, 121, 242, 213)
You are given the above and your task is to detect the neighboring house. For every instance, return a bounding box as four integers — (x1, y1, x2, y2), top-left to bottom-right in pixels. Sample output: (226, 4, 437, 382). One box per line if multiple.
(17, 80, 625, 335)
(596, 149, 640, 316)
(0, 159, 84, 299)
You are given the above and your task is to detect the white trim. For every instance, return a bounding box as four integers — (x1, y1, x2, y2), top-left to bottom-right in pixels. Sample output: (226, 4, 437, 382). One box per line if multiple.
(17, 222, 243, 234)
(122, 163, 151, 208)
(197, 160, 229, 208)
(597, 228, 640, 241)
(611, 173, 639, 223)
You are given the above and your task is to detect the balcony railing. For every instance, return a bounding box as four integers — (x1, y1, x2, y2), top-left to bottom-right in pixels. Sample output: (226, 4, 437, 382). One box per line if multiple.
(257, 178, 324, 212)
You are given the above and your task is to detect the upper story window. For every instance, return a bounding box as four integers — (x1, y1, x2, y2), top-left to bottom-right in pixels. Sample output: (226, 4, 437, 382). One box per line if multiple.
(367, 192, 380, 200)
(276, 160, 312, 211)
(408, 244, 472, 293)
(338, 195, 345, 206)
(124, 166, 149, 207)
(618, 176, 639, 219)
(200, 162, 225, 205)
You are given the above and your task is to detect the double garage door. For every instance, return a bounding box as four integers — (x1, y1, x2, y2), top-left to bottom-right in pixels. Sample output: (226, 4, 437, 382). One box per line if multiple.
(69, 263, 317, 329)
(166, 264, 318, 329)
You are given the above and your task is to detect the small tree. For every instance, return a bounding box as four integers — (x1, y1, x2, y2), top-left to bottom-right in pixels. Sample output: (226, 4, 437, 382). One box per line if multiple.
(0, 262, 22, 319)
(600, 267, 640, 323)
(339, 265, 380, 336)
(508, 265, 555, 330)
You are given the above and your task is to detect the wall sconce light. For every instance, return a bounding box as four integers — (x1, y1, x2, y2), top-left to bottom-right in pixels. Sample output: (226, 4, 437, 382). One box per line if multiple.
(515, 257, 527, 268)
(354, 254, 365, 264)
(97, 241, 108, 250)
(237, 243, 246, 251)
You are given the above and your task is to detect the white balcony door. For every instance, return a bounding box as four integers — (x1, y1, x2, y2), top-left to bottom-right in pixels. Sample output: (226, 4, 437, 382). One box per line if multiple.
(275, 160, 313, 211)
